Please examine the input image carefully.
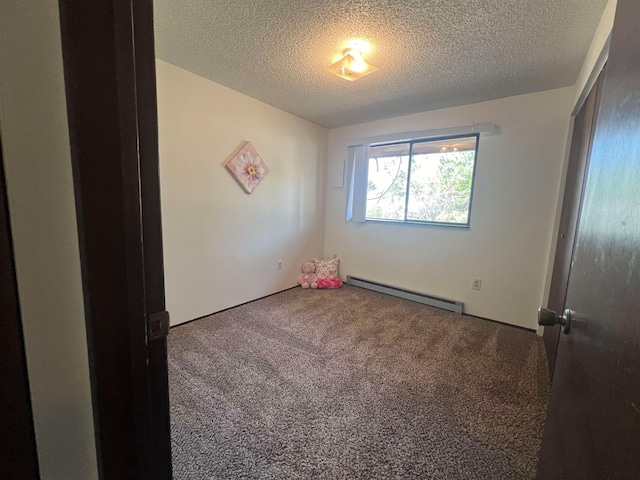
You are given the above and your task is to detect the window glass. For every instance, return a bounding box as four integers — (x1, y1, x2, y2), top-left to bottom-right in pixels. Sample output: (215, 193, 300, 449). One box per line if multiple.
(365, 135, 478, 226)
(366, 143, 410, 220)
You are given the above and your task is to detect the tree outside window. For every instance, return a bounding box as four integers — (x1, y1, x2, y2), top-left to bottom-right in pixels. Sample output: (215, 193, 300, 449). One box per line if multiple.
(365, 135, 478, 226)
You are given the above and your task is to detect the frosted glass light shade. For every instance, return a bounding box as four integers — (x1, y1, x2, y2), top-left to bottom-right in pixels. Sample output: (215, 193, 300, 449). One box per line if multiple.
(327, 49, 378, 81)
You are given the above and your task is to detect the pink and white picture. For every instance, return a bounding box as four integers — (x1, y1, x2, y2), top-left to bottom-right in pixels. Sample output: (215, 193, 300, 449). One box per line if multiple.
(225, 141, 269, 194)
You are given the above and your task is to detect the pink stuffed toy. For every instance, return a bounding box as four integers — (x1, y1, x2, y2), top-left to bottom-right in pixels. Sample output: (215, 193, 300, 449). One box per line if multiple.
(317, 278, 343, 289)
(298, 261, 318, 289)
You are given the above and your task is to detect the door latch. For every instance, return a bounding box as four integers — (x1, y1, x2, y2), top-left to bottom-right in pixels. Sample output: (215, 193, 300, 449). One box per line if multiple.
(148, 311, 170, 341)
(538, 307, 572, 334)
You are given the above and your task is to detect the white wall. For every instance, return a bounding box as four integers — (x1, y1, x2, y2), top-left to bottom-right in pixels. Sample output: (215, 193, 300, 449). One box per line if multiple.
(325, 88, 574, 330)
(0, 2, 98, 478)
(157, 60, 328, 326)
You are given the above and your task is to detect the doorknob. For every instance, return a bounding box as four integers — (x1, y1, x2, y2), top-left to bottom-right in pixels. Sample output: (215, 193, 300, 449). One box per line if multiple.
(538, 307, 572, 334)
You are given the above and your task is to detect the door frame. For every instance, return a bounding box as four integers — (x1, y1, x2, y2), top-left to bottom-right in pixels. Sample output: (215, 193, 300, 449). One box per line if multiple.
(58, 1, 171, 478)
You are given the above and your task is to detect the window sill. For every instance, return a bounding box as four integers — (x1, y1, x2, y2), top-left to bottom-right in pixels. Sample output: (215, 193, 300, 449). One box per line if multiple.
(363, 218, 470, 228)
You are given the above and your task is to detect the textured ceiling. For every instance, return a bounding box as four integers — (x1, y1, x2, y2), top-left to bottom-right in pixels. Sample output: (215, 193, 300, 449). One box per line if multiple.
(153, 0, 608, 129)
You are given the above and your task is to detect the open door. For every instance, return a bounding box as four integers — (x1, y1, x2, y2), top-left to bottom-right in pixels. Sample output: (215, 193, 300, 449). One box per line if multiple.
(59, 1, 171, 478)
(536, 0, 640, 477)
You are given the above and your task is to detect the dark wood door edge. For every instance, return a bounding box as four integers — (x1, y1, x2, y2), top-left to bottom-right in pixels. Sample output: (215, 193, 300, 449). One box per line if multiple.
(59, 1, 170, 478)
(132, 3, 172, 476)
(0, 131, 40, 478)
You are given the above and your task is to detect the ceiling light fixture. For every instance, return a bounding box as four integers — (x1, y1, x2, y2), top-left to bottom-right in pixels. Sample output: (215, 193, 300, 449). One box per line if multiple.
(327, 47, 378, 81)
(440, 146, 459, 153)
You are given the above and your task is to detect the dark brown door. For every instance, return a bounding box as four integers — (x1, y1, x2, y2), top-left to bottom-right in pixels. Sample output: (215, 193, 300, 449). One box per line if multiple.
(536, 0, 640, 478)
(59, 1, 171, 478)
(0, 135, 39, 479)
(543, 69, 605, 379)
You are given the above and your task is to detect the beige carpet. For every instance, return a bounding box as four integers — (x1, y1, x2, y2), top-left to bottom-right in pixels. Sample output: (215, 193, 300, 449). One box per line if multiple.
(169, 285, 549, 479)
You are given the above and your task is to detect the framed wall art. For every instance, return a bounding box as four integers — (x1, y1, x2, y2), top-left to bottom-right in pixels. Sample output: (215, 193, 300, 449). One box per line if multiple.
(224, 141, 269, 194)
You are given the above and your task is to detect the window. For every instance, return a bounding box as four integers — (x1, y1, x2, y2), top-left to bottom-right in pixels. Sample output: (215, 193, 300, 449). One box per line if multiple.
(353, 134, 479, 226)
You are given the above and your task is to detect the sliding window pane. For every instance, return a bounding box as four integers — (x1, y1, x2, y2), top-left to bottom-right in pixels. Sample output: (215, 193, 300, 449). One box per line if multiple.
(407, 136, 477, 224)
(366, 143, 410, 220)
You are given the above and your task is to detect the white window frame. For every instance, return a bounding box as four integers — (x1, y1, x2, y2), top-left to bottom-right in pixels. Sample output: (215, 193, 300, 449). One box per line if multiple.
(346, 122, 498, 227)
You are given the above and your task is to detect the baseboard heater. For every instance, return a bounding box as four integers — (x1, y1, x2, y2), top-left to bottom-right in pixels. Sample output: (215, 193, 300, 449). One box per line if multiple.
(346, 276, 464, 314)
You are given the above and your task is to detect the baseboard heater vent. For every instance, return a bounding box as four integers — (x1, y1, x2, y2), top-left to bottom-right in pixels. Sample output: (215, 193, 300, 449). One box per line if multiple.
(346, 276, 464, 314)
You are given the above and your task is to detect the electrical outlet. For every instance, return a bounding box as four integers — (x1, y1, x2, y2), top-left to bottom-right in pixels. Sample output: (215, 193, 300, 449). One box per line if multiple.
(472, 278, 482, 291)
(277, 260, 283, 271)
